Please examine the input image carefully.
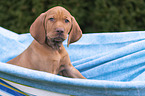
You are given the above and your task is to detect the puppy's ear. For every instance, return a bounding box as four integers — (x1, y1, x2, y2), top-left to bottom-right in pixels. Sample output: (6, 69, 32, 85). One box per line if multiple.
(67, 16, 82, 47)
(30, 13, 46, 44)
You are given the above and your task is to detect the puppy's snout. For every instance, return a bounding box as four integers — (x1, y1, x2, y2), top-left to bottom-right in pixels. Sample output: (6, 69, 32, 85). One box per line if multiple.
(56, 28, 64, 33)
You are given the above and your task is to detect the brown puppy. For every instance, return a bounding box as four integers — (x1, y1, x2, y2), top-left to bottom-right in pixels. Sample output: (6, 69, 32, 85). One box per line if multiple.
(7, 6, 86, 79)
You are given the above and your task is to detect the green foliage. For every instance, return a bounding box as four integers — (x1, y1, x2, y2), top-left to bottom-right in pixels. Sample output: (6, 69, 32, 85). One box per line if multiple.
(0, 0, 145, 33)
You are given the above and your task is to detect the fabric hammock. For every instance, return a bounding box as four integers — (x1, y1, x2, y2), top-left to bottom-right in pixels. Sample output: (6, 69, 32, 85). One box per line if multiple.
(0, 26, 145, 96)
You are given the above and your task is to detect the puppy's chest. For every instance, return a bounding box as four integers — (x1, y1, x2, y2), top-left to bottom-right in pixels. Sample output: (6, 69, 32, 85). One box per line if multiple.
(42, 54, 67, 74)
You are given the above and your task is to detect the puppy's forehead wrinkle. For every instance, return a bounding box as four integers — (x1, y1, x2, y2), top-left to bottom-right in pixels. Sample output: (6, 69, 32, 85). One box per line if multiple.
(46, 7, 71, 18)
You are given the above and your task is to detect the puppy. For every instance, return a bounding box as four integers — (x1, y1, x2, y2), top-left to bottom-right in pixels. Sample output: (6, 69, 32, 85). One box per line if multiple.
(7, 6, 86, 79)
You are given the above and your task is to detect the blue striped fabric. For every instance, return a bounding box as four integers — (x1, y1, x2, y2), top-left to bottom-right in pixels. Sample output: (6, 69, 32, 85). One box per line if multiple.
(0, 79, 28, 96)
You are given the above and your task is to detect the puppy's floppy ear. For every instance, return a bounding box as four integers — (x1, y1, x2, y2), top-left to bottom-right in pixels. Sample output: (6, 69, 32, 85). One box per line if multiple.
(67, 16, 82, 47)
(30, 13, 46, 44)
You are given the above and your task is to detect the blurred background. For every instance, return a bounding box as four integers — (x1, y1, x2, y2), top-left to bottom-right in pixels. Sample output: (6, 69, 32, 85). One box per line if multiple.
(0, 0, 145, 34)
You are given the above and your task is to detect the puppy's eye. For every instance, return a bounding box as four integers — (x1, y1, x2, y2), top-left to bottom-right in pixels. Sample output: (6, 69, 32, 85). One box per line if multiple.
(65, 19, 69, 23)
(49, 18, 54, 21)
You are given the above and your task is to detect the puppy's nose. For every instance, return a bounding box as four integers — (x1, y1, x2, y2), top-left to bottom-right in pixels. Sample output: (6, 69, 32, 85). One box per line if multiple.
(56, 28, 64, 33)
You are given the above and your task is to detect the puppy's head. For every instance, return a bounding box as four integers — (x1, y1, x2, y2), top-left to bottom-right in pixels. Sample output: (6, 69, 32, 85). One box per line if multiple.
(30, 6, 82, 47)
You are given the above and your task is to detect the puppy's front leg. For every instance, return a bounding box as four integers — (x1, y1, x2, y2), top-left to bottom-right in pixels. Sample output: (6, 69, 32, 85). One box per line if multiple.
(60, 65, 86, 79)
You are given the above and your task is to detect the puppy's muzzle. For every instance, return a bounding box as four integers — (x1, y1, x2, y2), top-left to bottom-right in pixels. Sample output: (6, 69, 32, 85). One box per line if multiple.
(53, 28, 65, 42)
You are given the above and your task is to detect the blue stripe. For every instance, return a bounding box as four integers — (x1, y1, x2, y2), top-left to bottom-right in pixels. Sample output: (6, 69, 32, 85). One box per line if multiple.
(0, 79, 27, 96)
(0, 84, 27, 96)
(0, 79, 16, 89)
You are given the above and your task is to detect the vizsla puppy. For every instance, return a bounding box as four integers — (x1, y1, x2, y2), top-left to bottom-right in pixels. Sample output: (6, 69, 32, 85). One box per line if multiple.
(7, 6, 86, 79)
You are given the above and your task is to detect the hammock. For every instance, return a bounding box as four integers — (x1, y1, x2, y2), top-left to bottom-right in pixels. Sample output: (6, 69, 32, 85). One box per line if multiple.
(0, 27, 145, 96)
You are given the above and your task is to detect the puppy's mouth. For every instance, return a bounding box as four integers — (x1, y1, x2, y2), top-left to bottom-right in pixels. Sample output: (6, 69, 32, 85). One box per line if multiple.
(53, 37, 65, 42)
(46, 36, 65, 49)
